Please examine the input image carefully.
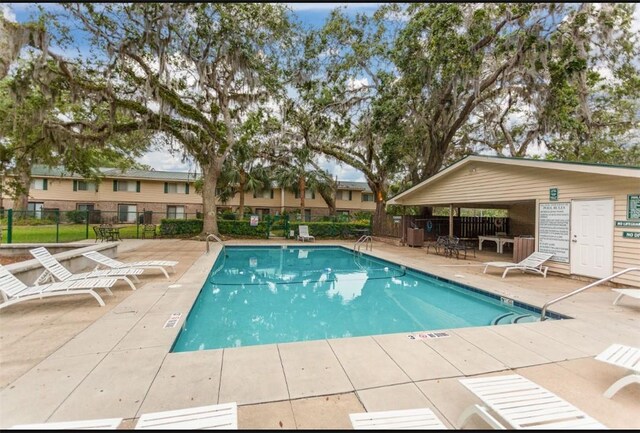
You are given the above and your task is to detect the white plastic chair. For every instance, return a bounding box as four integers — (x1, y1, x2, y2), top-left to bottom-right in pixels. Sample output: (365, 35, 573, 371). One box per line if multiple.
(82, 250, 177, 280)
(611, 288, 640, 306)
(350, 408, 447, 430)
(297, 225, 315, 242)
(29, 247, 143, 290)
(135, 402, 237, 429)
(483, 252, 554, 278)
(458, 374, 606, 429)
(595, 343, 640, 399)
(0, 264, 115, 309)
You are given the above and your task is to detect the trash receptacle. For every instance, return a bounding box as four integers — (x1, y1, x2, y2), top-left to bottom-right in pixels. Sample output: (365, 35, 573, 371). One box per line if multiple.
(513, 236, 535, 262)
(407, 228, 424, 247)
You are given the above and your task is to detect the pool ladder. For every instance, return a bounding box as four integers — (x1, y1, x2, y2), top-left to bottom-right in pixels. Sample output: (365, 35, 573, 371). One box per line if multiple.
(205, 233, 225, 254)
(354, 235, 372, 253)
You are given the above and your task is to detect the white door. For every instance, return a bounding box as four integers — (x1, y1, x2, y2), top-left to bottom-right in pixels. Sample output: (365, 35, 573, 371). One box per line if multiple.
(570, 198, 613, 279)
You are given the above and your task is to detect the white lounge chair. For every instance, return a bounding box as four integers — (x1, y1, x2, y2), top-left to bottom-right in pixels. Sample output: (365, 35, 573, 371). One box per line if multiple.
(29, 247, 143, 290)
(595, 343, 640, 399)
(135, 402, 237, 429)
(82, 250, 177, 280)
(458, 374, 606, 429)
(611, 288, 640, 306)
(350, 408, 447, 430)
(297, 225, 315, 242)
(0, 264, 116, 309)
(10, 417, 123, 429)
(483, 252, 554, 278)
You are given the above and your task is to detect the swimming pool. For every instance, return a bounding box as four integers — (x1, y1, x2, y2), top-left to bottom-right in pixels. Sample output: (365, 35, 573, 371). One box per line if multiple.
(171, 246, 563, 352)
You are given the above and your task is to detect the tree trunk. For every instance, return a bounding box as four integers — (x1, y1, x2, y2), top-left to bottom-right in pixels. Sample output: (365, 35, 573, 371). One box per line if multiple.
(371, 186, 387, 235)
(238, 170, 246, 219)
(299, 176, 306, 220)
(12, 159, 31, 212)
(317, 189, 336, 215)
(201, 158, 223, 236)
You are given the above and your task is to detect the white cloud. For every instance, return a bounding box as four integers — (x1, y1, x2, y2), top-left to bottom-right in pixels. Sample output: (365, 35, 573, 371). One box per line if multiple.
(1, 5, 16, 22)
(137, 147, 198, 173)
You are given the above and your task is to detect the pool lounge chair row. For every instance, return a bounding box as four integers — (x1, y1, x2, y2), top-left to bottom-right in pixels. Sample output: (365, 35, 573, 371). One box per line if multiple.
(11, 343, 638, 429)
(0, 248, 178, 310)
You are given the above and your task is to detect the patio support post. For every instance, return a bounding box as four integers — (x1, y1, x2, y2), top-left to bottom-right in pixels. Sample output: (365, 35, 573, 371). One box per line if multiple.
(449, 204, 454, 237)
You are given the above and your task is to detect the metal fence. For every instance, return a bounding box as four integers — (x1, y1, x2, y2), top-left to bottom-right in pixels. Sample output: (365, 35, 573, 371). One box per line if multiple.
(0, 208, 373, 244)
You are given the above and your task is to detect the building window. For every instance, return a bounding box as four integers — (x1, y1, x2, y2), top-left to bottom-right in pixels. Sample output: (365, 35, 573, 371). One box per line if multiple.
(27, 202, 44, 218)
(164, 182, 189, 194)
(253, 189, 274, 199)
(337, 190, 352, 201)
(113, 180, 140, 192)
(294, 190, 315, 199)
(118, 204, 137, 222)
(73, 180, 97, 191)
(255, 208, 270, 216)
(30, 178, 48, 190)
(362, 193, 374, 202)
(167, 205, 185, 219)
(77, 203, 95, 212)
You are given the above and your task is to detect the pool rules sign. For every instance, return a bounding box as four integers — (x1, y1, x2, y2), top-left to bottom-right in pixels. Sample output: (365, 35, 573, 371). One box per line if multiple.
(538, 202, 570, 263)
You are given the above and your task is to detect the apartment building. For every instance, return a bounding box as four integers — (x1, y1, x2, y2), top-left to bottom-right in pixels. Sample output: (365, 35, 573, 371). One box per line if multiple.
(0, 165, 375, 223)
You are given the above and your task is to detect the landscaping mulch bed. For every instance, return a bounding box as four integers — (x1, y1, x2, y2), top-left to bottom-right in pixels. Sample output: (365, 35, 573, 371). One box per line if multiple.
(0, 256, 32, 266)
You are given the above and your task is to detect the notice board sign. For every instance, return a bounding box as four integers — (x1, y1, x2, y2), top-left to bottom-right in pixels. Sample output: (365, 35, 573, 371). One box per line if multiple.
(250, 215, 259, 226)
(628, 194, 640, 220)
(538, 202, 570, 263)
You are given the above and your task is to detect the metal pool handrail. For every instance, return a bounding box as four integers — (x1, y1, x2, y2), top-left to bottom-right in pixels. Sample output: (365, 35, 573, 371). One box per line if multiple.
(540, 267, 640, 321)
(205, 233, 224, 254)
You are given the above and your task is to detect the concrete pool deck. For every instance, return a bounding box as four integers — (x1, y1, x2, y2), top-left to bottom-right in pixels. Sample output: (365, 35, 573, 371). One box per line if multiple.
(0, 239, 638, 429)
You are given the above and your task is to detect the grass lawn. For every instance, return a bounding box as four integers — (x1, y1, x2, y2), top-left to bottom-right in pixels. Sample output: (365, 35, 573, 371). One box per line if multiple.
(2, 224, 142, 243)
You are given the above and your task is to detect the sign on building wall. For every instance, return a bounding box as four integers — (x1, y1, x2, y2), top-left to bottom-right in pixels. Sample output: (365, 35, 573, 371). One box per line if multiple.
(549, 188, 558, 201)
(538, 202, 570, 263)
(616, 220, 640, 227)
(622, 231, 640, 239)
(628, 194, 640, 220)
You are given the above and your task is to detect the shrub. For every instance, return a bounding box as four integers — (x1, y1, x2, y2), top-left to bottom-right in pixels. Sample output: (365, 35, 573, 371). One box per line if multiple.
(66, 210, 87, 224)
(218, 220, 268, 238)
(160, 219, 203, 236)
(289, 221, 370, 238)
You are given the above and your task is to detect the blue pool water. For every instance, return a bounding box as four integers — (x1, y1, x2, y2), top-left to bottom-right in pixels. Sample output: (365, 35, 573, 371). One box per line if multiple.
(171, 246, 559, 352)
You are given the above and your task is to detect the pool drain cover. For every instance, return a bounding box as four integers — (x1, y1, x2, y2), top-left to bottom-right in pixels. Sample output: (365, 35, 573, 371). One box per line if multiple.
(163, 312, 182, 328)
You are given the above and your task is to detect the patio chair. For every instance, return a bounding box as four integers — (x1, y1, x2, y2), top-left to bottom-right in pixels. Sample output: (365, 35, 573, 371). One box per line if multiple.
(457, 374, 607, 429)
(482, 252, 554, 278)
(10, 417, 123, 429)
(29, 246, 143, 291)
(350, 408, 447, 430)
(594, 343, 640, 399)
(446, 236, 476, 259)
(0, 264, 116, 310)
(82, 250, 177, 280)
(425, 235, 449, 255)
(611, 288, 640, 306)
(93, 226, 105, 243)
(297, 225, 315, 242)
(135, 402, 237, 429)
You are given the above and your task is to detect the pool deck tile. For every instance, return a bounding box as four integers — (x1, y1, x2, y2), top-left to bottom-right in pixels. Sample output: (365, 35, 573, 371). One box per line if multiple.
(48, 315, 142, 359)
(48, 346, 167, 422)
(238, 400, 297, 430)
(219, 344, 290, 405)
(355, 382, 454, 428)
(111, 312, 181, 351)
(488, 321, 591, 362)
(289, 393, 363, 429)
(450, 326, 550, 369)
(328, 336, 411, 390)
(279, 340, 354, 399)
(0, 352, 106, 427)
(422, 332, 509, 376)
(136, 349, 223, 415)
(372, 333, 462, 381)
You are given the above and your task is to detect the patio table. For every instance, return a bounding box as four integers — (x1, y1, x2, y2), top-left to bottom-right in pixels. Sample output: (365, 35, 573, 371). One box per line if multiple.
(478, 235, 514, 254)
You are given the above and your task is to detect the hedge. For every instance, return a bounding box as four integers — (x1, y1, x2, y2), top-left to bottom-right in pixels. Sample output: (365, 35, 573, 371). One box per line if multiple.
(159, 219, 371, 239)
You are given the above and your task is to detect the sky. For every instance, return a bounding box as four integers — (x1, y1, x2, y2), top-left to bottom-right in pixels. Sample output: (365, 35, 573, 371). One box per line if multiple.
(2, 2, 381, 181)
